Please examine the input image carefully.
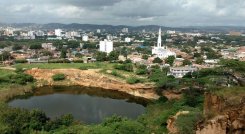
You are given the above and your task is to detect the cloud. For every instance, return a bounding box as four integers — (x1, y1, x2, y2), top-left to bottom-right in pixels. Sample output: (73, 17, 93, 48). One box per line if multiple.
(0, 0, 245, 26)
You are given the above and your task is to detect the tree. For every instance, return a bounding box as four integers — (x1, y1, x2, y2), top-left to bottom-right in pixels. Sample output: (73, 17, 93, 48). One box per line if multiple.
(183, 59, 192, 66)
(142, 54, 149, 60)
(67, 41, 80, 49)
(29, 109, 49, 130)
(114, 63, 134, 72)
(30, 44, 42, 50)
(120, 47, 128, 58)
(165, 56, 175, 66)
(196, 58, 204, 64)
(108, 51, 119, 61)
(41, 50, 53, 56)
(82, 42, 97, 49)
(12, 44, 22, 51)
(193, 53, 201, 58)
(53, 40, 64, 50)
(95, 51, 107, 62)
(153, 57, 163, 64)
(0, 51, 12, 61)
(60, 49, 67, 58)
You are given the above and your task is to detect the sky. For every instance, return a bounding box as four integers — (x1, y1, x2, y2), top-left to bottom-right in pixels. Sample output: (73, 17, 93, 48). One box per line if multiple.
(0, 0, 244, 26)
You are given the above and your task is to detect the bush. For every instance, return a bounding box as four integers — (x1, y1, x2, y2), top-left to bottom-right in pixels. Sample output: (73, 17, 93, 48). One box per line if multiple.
(102, 116, 147, 134)
(157, 96, 168, 103)
(102, 115, 126, 126)
(48, 59, 71, 63)
(29, 109, 49, 130)
(15, 68, 24, 73)
(110, 70, 125, 78)
(183, 88, 204, 107)
(9, 73, 34, 85)
(126, 77, 142, 84)
(73, 60, 84, 63)
(153, 57, 163, 64)
(15, 59, 28, 63)
(0, 104, 75, 133)
(175, 111, 203, 134)
(124, 59, 132, 64)
(114, 63, 134, 72)
(135, 69, 147, 75)
(52, 74, 66, 81)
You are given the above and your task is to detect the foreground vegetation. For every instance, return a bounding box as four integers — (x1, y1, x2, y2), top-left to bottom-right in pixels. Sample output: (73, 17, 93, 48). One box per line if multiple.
(0, 90, 204, 134)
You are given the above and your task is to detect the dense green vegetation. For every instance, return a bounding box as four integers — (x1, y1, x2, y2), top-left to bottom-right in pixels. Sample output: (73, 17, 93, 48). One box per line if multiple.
(0, 91, 204, 134)
(52, 74, 66, 81)
(0, 69, 34, 85)
(126, 77, 143, 84)
(114, 63, 134, 72)
(0, 103, 74, 133)
(94, 51, 119, 62)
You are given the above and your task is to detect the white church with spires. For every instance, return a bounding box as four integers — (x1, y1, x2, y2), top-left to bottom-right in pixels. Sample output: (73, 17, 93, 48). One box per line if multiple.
(152, 28, 176, 59)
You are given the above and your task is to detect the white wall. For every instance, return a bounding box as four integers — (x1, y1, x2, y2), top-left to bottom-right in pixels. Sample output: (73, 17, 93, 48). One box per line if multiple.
(82, 35, 89, 41)
(99, 40, 113, 53)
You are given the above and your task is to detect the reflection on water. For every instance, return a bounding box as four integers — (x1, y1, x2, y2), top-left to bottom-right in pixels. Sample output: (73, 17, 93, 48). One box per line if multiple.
(8, 86, 147, 124)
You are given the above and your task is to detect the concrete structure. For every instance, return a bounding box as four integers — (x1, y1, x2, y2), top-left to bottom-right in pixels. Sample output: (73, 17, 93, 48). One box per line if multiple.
(35, 30, 45, 37)
(27, 31, 36, 39)
(97, 29, 101, 33)
(167, 30, 176, 34)
(122, 28, 128, 33)
(107, 35, 113, 40)
(4, 27, 14, 36)
(125, 37, 131, 43)
(82, 35, 89, 42)
(41, 43, 56, 51)
(168, 66, 197, 78)
(204, 59, 220, 64)
(99, 39, 113, 53)
(152, 28, 176, 59)
(55, 29, 62, 37)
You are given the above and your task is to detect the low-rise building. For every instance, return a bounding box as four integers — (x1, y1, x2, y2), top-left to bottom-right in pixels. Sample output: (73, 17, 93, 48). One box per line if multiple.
(168, 66, 198, 78)
(41, 43, 56, 51)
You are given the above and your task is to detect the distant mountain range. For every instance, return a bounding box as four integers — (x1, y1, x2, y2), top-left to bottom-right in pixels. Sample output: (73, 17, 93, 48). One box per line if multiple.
(0, 23, 245, 33)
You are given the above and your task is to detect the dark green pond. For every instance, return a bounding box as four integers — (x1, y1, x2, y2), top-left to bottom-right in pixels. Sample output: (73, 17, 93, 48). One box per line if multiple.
(8, 86, 147, 124)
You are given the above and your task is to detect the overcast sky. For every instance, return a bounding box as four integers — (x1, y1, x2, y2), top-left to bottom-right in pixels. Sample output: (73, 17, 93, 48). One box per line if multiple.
(0, 0, 244, 26)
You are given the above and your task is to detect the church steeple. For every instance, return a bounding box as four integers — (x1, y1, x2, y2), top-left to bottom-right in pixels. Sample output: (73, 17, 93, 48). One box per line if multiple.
(157, 27, 161, 48)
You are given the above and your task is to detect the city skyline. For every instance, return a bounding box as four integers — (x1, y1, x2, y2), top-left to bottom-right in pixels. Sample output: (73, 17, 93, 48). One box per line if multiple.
(0, 0, 245, 26)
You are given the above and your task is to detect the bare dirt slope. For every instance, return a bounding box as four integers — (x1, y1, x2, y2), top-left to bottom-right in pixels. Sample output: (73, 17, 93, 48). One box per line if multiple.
(26, 68, 159, 100)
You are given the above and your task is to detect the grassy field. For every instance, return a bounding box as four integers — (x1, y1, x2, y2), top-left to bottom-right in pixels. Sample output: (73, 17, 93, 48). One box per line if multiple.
(212, 86, 245, 104)
(14, 62, 116, 70)
(0, 69, 15, 77)
(0, 69, 16, 91)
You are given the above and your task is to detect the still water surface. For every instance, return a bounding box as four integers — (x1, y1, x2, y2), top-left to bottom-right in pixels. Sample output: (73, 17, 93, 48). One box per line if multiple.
(8, 86, 147, 124)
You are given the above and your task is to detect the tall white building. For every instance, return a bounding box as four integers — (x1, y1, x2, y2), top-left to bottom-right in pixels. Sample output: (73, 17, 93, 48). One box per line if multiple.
(125, 37, 131, 43)
(122, 28, 128, 33)
(152, 28, 176, 59)
(97, 29, 101, 33)
(82, 35, 89, 42)
(55, 29, 62, 37)
(99, 39, 113, 53)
